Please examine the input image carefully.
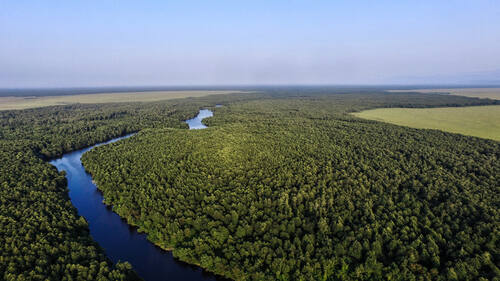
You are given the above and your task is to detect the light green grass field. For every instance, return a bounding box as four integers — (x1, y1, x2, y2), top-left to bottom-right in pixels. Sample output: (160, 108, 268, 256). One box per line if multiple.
(353, 105, 500, 141)
(0, 90, 244, 110)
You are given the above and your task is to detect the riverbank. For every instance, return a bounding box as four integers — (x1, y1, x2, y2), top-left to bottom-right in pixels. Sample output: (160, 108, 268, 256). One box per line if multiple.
(50, 109, 225, 281)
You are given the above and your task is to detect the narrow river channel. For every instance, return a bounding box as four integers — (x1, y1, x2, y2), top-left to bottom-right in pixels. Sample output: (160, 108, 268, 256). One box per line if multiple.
(50, 109, 222, 281)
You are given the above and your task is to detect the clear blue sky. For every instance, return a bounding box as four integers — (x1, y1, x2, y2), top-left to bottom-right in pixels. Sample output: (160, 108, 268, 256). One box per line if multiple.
(1, 0, 499, 87)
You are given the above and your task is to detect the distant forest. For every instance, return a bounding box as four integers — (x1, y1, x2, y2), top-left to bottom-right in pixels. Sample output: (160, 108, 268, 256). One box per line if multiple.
(0, 88, 498, 280)
(1, 85, 495, 97)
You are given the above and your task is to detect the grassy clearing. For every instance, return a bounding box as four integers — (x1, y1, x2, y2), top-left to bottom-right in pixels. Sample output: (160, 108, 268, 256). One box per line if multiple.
(353, 105, 500, 141)
(389, 87, 500, 100)
(0, 90, 245, 110)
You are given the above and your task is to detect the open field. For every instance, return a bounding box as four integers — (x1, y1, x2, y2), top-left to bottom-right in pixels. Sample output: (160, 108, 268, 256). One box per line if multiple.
(0, 90, 244, 110)
(389, 87, 500, 100)
(353, 105, 500, 141)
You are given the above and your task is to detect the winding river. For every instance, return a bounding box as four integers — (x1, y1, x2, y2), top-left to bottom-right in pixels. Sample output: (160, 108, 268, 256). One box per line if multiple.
(185, 109, 213, 129)
(50, 109, 222, 281)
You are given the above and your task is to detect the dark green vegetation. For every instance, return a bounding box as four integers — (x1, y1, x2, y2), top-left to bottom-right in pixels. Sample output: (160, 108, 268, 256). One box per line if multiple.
(81, 93, 499, 280)
(1, 88, 498, 280)
(0, 93, 248, 280)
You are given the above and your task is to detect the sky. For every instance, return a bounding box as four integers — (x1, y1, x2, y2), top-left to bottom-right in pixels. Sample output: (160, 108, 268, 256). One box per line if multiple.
(1, 0, 499, 87)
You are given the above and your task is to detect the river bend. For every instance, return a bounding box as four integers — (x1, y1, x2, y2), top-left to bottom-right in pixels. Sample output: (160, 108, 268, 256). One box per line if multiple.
(50, 109, 220, 281)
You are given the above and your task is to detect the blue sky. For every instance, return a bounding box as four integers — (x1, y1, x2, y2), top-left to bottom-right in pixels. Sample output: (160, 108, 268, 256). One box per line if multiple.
(1, 0, 499, 87)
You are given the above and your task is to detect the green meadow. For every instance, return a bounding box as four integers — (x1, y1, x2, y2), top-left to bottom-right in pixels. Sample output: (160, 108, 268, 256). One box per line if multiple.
(353, 105, 500, 141)
(0, 90, 244, 110)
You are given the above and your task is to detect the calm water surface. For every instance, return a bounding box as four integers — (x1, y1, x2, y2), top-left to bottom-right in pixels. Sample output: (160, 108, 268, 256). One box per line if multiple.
(50, 109, 223, 281)
(185, 109, 213, 129)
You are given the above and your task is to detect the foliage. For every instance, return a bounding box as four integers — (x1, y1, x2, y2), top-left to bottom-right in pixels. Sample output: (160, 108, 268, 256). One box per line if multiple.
(82, 94, 500, 280)
(0, 93, 249, 280)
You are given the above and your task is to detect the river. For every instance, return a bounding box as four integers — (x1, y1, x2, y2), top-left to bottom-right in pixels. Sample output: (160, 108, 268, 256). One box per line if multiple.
(185, 109, 213, 129)
(50, 109, 222, 281)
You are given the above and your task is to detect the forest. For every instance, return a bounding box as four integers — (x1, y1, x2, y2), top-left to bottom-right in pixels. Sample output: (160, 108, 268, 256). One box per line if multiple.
(0, 89, 498, 280)
(0, 92, 254, 280)
(82, 92, 498, 280)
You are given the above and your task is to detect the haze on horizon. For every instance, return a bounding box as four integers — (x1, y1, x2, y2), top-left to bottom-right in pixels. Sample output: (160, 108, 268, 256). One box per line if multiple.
(1, 0, 499, 88)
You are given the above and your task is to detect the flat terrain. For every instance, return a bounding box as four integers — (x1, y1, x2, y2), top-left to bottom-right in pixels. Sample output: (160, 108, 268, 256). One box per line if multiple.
(390, 87, 500, 100)
(3, 91, 499, 280)
(0, 90, 243, 110)
(353, 105, 500, 141)
(82, 95, 500, 280)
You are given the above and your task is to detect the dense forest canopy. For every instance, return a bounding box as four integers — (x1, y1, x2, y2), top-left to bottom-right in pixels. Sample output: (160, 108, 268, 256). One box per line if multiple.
(82, 93, 499, 280)
(0, 89, 498, 280)
(0, 92, 254, 280)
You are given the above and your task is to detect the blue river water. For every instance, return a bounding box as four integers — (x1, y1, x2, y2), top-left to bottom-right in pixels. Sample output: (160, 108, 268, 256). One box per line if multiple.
(50, 109, 223, 281)
(185, 109, 213, 129)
